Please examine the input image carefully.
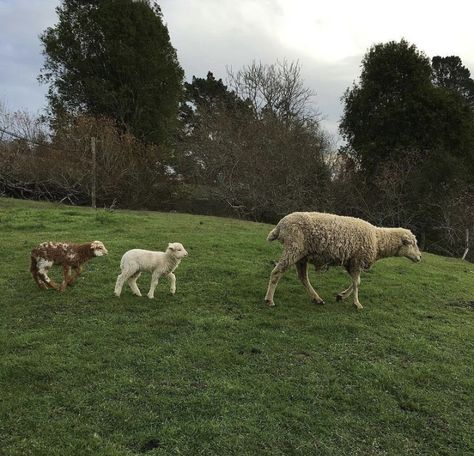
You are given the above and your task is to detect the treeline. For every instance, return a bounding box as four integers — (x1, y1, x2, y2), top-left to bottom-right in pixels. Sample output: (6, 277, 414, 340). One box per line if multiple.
(1, 0, 474, 260)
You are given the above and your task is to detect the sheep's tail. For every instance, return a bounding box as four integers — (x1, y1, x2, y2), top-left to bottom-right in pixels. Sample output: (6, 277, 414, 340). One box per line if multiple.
(30, 255, 37, 275)
(267, 225, 280, 242)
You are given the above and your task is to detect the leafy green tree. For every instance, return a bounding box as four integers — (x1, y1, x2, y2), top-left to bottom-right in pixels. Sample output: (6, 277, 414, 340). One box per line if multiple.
(432, 55, 474, 106)
(340, 39, 474, 183)
(39, 0, 184, 144)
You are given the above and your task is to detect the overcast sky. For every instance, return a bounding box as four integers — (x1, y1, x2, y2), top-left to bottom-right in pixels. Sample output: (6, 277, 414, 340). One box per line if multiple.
(1, 0, 474, 139)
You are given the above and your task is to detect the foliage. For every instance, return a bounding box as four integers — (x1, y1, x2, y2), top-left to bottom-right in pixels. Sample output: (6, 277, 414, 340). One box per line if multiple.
(432, 55, 474, 106)
(178, 63, 332, 221)
(340, 41, 474, 174)
(39, 0, 184, 144)
(1, 198, 474, 455)
(339, 40, 474, 250)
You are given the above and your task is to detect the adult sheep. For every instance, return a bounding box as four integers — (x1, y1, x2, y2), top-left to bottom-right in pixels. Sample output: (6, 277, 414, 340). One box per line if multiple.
(264, 212, 421, 309)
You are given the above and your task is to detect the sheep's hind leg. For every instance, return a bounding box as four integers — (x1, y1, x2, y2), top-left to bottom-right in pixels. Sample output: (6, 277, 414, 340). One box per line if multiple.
(296, 258, 325, 305)
(114, 272, 129, 297)
(336, 283, 353, 302)
(147, 271, 161, 299)
(39, 270, 60, 291)
(32, 270, 48, 289)
(265, 252, 300, 307)
(127, 272, 142, 297)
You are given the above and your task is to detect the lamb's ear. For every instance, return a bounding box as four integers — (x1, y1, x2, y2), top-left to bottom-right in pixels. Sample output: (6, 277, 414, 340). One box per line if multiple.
(167, 243, 175, 251)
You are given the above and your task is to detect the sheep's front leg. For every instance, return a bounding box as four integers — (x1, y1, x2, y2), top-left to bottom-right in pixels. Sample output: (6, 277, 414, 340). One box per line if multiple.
(349, 269, 363, 310)
(147, 270, 161, 299)
(167, 272, 176, 295)
(127, 272, 142, 297)
(68, 265, 83, 285)
(60, 265, 72, 291)
(296, 259, 325, 304)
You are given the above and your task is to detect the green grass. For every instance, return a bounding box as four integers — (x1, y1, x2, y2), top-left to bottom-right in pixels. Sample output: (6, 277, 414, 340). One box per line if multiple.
(1, 197, 473, 456)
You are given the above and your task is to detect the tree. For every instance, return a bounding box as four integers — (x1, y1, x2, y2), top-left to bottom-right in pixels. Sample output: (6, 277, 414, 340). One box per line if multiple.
(39, 0, 184, 144)
(340, 39, 474, 183)
(432, 55, 474, 107)
(178, 62, 332, 220)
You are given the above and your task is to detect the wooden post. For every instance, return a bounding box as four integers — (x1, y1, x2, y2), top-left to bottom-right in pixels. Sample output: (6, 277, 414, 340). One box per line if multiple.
(91, 136, 97, 209)
(462, 228, 469, 260)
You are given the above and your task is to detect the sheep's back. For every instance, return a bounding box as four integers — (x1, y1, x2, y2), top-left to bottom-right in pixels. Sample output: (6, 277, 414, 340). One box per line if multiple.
(121, 249, 164, 272)
(279, 212, 377, 267)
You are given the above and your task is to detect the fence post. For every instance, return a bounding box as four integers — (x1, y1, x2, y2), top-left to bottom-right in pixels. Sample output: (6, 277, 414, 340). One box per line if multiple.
(462, 228, 469, 260)
(91, 136, 97, 209)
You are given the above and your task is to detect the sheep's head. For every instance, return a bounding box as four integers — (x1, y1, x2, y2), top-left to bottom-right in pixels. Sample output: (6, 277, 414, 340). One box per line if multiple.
(167, 242, 188, 259)
(399, 232, 421, 263)
(91, 240, 108, 257)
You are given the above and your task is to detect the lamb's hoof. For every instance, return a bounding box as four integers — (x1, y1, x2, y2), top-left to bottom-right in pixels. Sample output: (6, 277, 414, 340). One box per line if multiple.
(336, 294, 343, 302)
(147, 295, 154, 300)
(264, 299, 275, 307)
(312, 298, 325, 305)
(114, 293, 121, 298)
(353, 303, 363, 311)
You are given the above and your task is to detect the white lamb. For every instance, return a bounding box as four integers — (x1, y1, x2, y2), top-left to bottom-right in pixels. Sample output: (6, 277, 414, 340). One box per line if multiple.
(114, 242, 188, 299)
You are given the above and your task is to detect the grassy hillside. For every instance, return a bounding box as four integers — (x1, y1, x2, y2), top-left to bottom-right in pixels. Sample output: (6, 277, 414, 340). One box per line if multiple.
(1, 197, 473, 456)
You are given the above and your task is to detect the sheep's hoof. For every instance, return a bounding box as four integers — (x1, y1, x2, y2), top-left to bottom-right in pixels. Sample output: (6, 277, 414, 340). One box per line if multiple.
(264, 299, 275, 307)
(353, 303, 363, 311)
(336, 294, 343, 302)
(147, 295, 154, 299)
(312, 298, 325, 305)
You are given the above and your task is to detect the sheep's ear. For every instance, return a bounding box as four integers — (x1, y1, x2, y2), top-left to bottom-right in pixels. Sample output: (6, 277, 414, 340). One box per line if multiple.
(402, 235, 413, 246)
(167, 243, 175, 251)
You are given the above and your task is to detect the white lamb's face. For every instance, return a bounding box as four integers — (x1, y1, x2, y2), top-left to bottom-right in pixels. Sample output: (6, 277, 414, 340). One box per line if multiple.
(168, 242, 188, 259)
(91, 240, 108, 256)
(399, 233, 421, 263)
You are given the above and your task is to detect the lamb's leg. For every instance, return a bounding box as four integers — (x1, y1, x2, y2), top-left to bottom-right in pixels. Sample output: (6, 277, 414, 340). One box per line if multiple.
(127, 272, 142, 297)
(349, 269, 363, 310)
(114, 272, 129, 297)
(68, 265, 83, 285)
(265, 251, 300, 307)
(336, 283, 353, 301)
(167, 272, 176, 295)
(147, 270, 161, 299)
(296, 258, 325, 304)
(60, 265, 72, 291)
(32, 270, 48, 289)
(39, 268, 60, 291)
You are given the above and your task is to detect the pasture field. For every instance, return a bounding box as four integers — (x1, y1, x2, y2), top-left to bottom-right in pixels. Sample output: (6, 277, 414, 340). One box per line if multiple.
(0, 197, 473, 455)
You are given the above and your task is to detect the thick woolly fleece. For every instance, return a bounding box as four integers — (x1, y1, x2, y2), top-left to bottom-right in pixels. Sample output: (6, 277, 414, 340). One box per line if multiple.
(265, 212, 421, 309)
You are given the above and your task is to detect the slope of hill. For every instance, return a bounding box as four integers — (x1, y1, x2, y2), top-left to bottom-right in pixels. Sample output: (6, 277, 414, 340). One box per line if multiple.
(1, 198, 473, 455)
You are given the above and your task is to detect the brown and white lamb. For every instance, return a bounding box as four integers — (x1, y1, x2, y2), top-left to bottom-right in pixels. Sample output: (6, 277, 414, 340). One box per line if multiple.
(30, 241, 108, 291)
(265, 212, 421, 309)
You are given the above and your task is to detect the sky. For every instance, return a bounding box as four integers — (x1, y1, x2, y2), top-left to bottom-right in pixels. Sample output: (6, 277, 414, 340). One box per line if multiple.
(1, 0, 474, 139)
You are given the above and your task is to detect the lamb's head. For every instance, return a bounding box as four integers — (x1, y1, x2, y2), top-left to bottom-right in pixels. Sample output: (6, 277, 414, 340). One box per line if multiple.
(90, 240, 108, 257)
(167, 242, 188, 259)
(398, 231, 421, 263)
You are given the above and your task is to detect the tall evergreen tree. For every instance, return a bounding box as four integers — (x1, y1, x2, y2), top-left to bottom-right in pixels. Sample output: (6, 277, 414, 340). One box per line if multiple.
(39, 0, 184, 144)
(340, 39, 474, 183)
(432, 55, 474, 107)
